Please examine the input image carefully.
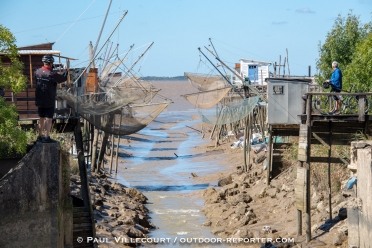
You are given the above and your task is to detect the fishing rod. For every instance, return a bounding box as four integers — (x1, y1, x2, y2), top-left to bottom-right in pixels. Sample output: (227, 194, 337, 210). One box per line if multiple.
(204, 46, 268, 103)
(198, 47, 244, 99)
(113, 42, 154, 87)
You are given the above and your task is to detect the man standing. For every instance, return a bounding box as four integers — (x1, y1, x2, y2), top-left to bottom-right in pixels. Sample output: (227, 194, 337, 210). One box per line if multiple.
(35, 55, 68, 143)
(326, 61, 342, 115)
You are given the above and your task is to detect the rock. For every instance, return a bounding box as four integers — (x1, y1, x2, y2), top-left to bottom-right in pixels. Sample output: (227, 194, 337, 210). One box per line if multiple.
(96, 206, 103, 212)
(102, 183, 110, 191)
(203, 187, 217, 198)
(227, 192, 252, 206)
(338, 207, 347, 220)
(235, 205, 247, 216)
(316, 201, 325, 212)
(258, 187, 268, 198)
(218, 175, 232, 186)
(135, 224, 149, 234)
(281, 184, 291, 192)
(231, 173, 249, 184)
(333, 230, 347, 246)
(128, 226, 146, 238)
(202, 221, 212, 226)
(124, 188, 148, 203)
(94, 198, 104, 206)
(138, 214, 151, 228)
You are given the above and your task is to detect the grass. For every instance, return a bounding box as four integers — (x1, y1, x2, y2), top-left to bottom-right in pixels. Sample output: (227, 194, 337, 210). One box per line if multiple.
(281, 137, 350, 194)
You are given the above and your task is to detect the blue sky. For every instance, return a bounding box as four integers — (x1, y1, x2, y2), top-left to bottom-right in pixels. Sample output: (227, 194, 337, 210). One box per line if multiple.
(0, 0, 371, 77)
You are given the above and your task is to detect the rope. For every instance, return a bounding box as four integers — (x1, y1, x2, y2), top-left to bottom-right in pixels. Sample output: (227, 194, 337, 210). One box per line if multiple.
(55, 0, 97, 43)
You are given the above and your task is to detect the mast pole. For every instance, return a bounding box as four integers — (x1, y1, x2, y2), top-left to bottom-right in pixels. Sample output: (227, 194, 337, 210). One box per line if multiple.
(113, 42, 154, 87)
(198, 47, 244, 99)
(204, 46, 268, 103)
(209, 38, 228, 76)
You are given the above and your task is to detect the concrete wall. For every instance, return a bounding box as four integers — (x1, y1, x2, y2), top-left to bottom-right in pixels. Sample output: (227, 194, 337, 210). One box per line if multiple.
(348, 141, 372, 248)
(0, 143, 73, 248)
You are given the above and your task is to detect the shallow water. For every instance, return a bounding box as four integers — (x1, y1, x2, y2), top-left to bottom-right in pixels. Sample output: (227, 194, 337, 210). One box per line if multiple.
(113, 111, 228, 247)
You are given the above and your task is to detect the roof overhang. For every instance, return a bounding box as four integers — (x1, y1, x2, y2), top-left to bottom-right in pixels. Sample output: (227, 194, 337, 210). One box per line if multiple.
(240, 58, 272, 65)
(16, 50, 77, 60)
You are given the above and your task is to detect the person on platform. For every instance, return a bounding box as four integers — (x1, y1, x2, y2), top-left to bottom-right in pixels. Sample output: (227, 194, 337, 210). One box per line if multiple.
(326, 61, 342, 115)
(35, 55, 68, 143)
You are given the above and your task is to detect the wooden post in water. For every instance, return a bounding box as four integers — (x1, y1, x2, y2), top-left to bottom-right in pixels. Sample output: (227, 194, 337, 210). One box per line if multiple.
(115, 113, 123, 174)
(91, 128, 99, 172)
(109, 134, 115, 174)
(97, 132, 109, 172)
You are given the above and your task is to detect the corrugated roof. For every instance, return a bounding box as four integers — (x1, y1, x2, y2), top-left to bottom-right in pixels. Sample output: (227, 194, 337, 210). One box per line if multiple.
(240, 58, 272, 65)
(17, 50, 60, 55)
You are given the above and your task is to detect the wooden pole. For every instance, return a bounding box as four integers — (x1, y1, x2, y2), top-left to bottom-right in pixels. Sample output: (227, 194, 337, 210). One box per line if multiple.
(97, 132, 109, 172)
(29, 54, 33, 87)
(91, 128, 99, 172)
(328, 121, 332, 221)
(305, 94, 312, 242)
(109, 134, 114, 173)
(115, 113, 123, 174)
(247, 114, 252, 171)
(243, 116, 248, 172)
(266, 125, 273, 185)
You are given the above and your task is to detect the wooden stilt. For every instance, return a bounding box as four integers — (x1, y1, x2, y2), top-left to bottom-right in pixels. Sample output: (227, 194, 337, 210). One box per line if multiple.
(109, 134, 114, 174)
(328, 121, 332, 220)
(91, 128, 99, 172)
(115, 113, 123, 174)
(266, 124, 273, 185)
(97, 132, 109, 172)
(247, 114, 252, 171)
(243, 115, 249, 172)
(305, 94, 312, 242)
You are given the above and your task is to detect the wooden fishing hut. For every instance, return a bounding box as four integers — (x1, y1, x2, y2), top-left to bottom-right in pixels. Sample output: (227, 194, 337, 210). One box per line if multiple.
(265, 77, 372, 242)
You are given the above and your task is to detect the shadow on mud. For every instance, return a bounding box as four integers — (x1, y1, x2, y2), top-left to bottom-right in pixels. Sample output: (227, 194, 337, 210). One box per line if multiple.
(134, 183, 210, 191)
(119, 149, 224, 161)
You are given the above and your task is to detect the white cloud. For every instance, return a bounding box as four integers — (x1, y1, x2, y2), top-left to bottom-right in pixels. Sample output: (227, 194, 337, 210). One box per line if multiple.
(296, 8, 315, 14)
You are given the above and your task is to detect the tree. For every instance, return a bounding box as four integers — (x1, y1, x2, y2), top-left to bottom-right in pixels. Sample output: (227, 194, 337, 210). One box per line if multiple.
(315, 11, 371, 85)
(0, 24, 28, 157)
(343, 33, 372, 92)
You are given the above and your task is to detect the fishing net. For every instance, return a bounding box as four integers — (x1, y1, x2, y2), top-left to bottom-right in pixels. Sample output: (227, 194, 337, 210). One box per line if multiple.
(57, 86, 150, 115)
(198, 96, 259, 125)
(181, 87, 231, 109)
(184, 72, 227, 91)
(82, 101, 170, 135)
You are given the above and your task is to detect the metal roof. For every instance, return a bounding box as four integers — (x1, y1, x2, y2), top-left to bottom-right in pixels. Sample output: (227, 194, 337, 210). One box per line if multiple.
(17, 50, 60, 55)
(240, 58, 272, 65)
(11, 50, 77, 60)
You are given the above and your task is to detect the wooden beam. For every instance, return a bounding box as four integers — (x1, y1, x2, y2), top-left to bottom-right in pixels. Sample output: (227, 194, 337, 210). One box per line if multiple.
(359, 95, 365, 122)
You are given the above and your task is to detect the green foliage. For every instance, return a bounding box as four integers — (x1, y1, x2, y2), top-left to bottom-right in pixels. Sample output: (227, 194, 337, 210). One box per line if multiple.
(316, 11, 371, 84)
(343, 33, 372, 92)
(0, 25, 29, 158)
(0, 97, 28, 157)
(0, 24, 27, 92)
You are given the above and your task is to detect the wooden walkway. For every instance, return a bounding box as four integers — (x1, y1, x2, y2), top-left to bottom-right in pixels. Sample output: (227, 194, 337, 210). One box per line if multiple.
(266, 92, 372, 243)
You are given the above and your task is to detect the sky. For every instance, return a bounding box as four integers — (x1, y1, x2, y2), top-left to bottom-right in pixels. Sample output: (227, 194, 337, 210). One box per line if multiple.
(0, 0, 371, 77)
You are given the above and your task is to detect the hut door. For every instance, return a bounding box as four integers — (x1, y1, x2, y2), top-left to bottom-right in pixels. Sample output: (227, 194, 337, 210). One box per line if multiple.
(248, 65, 258, 84)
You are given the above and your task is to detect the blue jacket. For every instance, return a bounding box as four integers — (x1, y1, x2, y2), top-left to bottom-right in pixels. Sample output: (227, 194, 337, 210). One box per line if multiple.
(330, 68, 342, 90)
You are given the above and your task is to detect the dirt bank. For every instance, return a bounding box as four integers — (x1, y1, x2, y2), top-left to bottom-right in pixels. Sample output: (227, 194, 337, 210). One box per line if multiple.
(192, 133, 350, 248)
(70, 171, 154, 247)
